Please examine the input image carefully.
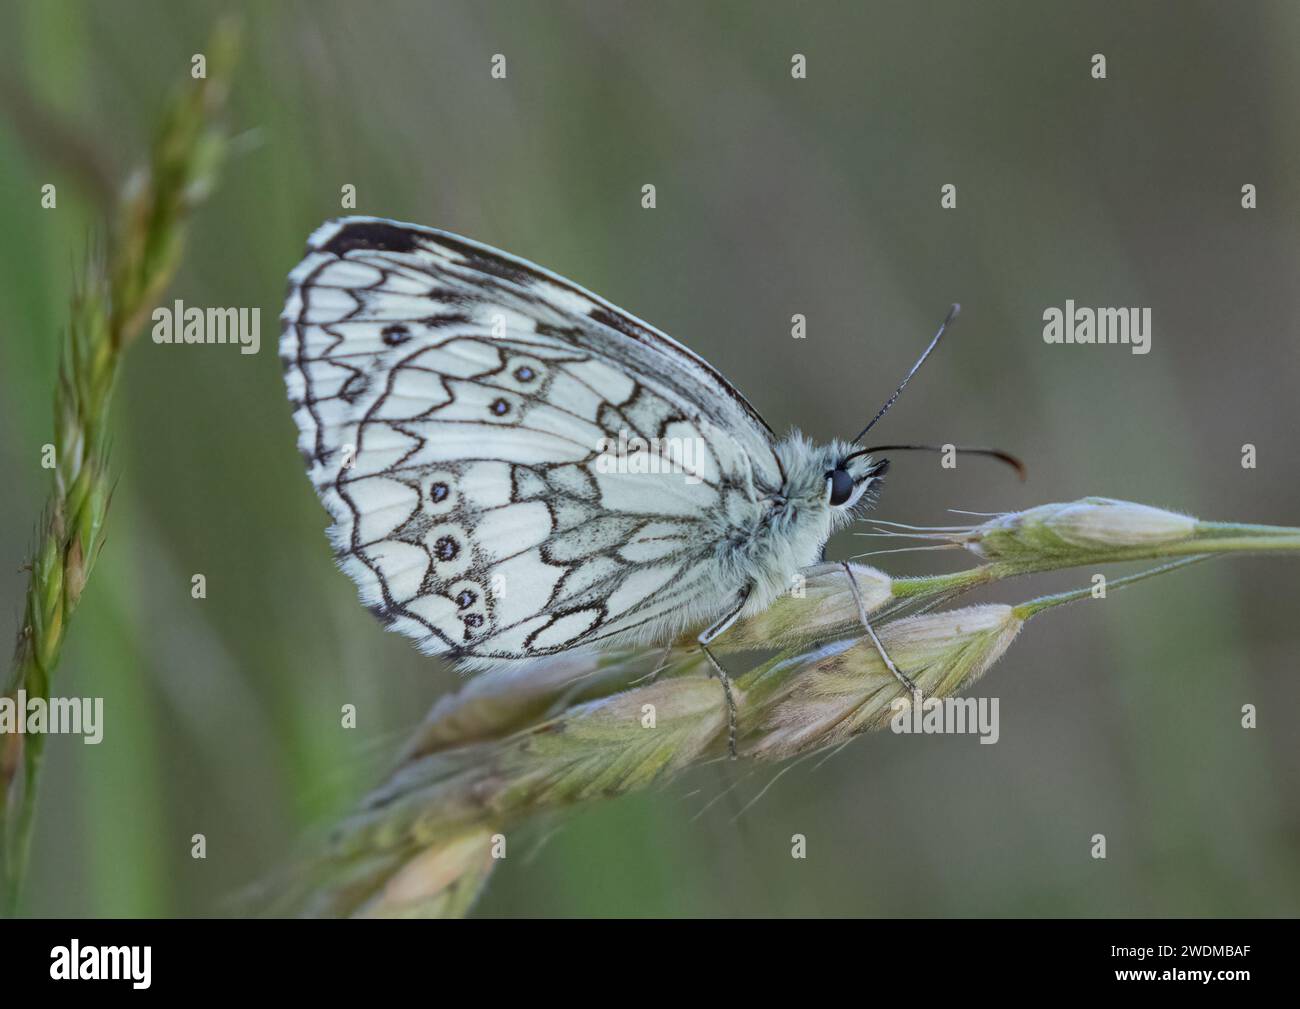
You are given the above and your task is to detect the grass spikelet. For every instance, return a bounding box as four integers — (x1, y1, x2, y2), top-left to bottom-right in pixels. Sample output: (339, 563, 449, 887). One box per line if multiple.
(0, 20, 239, 914)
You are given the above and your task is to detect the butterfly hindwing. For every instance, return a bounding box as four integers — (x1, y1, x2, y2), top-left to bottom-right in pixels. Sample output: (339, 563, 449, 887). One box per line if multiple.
(281, 217, 782, 662)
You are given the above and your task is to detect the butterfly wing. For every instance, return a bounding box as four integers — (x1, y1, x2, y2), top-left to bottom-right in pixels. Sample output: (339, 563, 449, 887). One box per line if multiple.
(281, 217, 782, 663)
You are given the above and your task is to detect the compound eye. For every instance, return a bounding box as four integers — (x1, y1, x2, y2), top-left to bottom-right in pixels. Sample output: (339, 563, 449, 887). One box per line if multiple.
(827, 468, 855, 506)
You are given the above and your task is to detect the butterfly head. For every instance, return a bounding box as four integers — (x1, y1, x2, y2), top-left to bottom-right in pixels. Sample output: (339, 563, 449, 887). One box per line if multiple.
(775, 435, 888, 534)
(825, 443, 889, 512)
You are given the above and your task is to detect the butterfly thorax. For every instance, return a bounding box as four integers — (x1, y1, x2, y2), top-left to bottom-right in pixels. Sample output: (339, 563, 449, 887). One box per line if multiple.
(724, 434, 881, 617)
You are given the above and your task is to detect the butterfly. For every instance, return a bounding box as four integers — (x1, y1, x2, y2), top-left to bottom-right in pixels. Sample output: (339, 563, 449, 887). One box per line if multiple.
(280, 217, 1015, 752)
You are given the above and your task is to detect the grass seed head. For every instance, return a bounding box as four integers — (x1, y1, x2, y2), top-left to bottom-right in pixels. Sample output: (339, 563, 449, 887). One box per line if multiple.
(963, 497, 1197, 561)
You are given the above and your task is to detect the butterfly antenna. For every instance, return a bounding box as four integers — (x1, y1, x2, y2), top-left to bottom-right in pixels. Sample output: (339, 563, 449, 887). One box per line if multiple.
(849, 443, 1027, 480)
(851, 303, 959, 444)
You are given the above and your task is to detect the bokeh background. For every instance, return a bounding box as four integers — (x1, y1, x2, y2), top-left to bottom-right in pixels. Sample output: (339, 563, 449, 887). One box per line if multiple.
(1, 0, 1298, 917)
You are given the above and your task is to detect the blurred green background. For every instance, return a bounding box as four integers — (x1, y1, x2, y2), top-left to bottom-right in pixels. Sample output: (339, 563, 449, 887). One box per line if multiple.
(2, 0, 1298, 917)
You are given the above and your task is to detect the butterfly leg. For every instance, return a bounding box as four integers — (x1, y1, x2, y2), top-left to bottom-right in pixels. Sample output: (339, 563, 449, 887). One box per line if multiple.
(841, 562, 923, 700)
(632, 642, 677, 686)
(698, 589, 750, 760)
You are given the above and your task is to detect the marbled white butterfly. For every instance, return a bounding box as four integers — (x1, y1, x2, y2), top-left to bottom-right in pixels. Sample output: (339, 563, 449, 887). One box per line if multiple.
(281, 217, 1015, 750)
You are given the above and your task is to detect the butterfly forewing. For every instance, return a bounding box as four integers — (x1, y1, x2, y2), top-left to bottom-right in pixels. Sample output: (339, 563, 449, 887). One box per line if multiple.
(281, 217, 781, 663)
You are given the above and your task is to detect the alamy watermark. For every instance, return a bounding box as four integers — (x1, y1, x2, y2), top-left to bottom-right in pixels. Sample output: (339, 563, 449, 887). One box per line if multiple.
(151, 299, 260, 354)
(1042, 300, 1151, 355)
(595, 429, 707, 484)
(890, 689, 999, 744)
(50, 940, 150, 989)
(0, 690, 103, 744)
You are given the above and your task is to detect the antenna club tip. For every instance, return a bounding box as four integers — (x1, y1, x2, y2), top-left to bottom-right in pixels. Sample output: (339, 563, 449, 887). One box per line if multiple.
(998, 451, 1028, 482)
(949, 302, 961, 319)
